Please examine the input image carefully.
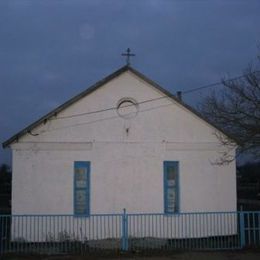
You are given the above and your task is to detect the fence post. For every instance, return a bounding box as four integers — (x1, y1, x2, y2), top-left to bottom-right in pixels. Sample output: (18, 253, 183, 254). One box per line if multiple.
(121, 208, 128, 251)
(239, 211, 245, 249)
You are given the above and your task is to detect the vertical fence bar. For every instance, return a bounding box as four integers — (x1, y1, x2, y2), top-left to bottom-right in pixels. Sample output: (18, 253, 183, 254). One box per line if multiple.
(253, 212, 256, 244)
(121, 209, 128, 251)
(239, 211, 245, 249)
(247, 213, 250, 245)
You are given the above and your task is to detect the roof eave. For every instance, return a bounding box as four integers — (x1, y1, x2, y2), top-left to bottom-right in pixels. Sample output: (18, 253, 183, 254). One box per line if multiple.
(2, 65, 130, 148)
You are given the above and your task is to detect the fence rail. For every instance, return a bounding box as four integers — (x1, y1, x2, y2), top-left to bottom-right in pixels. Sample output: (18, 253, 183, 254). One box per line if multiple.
(0, 211, 260, 255)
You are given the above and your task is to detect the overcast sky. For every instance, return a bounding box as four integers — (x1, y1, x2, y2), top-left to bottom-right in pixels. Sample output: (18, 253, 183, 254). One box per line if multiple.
(1, 0, 260, 166)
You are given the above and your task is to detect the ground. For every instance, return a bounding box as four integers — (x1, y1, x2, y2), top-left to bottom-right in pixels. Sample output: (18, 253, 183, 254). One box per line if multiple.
(2, 250, 260, 260)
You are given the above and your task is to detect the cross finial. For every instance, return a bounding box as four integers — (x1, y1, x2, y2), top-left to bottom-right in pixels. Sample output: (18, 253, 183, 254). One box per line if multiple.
(121, 48, 135, 66)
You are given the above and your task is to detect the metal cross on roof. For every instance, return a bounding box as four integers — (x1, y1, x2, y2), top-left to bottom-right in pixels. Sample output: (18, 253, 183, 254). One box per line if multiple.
(121, 48, 135, 66)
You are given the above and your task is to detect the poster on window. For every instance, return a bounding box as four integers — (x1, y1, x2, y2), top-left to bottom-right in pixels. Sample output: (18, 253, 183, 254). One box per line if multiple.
(167, 188, 176, 212)
(75, 168, 87, 188)
(167, 167, 176, 187)
(75, 190, 87, 214)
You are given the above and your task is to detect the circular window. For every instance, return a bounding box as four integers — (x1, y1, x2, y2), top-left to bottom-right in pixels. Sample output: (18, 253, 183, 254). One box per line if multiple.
(116, 98, 139, 119)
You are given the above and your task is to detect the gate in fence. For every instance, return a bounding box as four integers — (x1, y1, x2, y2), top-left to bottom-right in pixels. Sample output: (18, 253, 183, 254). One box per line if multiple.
(0, 210, 260, 255)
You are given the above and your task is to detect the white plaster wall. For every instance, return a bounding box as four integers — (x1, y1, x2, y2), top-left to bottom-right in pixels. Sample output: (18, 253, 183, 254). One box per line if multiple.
(17, 72, 225, 144)
(11, 71, 237, 217)
(12, 144, 236, 215)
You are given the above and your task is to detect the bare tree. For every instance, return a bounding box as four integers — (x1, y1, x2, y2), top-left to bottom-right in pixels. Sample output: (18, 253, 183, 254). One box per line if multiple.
(199, 59, 260, 164)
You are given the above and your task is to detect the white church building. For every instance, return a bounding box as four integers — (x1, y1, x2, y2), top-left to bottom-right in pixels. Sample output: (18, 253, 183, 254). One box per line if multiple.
(3, 65, 237, 218)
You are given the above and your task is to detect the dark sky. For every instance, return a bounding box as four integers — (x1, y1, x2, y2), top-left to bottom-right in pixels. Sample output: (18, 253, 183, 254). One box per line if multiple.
(1, 0, 260, 166)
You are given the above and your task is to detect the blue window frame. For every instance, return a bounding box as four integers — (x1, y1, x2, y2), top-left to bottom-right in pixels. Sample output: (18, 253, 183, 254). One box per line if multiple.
(164, 161, 179, 214)
(74, 161, 90, 216)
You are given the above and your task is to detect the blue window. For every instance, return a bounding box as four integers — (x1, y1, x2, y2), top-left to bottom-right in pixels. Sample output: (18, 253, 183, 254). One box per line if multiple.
(74, 161, 90, 216)
(164, 161, 179, 214)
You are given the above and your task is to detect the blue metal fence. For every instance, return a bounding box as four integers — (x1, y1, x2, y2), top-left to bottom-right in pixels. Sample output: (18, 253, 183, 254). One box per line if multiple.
(0, 211, 260, 255)
(127, 212, 240, 251)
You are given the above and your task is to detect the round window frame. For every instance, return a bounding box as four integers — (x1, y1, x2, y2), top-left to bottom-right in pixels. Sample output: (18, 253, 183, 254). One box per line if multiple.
(116, 97, 139, 119)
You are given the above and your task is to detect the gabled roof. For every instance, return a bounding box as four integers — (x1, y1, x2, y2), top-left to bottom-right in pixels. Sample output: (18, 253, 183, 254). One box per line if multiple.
(2, 65, 237, 148)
